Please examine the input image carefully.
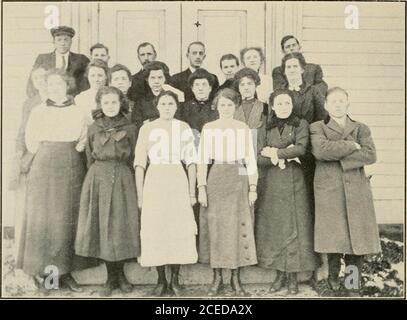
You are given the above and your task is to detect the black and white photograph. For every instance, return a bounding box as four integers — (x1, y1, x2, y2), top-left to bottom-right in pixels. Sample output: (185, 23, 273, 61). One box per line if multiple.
(1, 0, 405, 301)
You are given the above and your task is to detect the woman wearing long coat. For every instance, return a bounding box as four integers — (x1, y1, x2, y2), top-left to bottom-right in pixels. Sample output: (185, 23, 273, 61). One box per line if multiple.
(310, 87, 381, 294)
(255, 89, 319, 294)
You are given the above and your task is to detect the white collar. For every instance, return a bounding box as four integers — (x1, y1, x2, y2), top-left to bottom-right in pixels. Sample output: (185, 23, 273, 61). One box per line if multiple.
(189, 66, 197, 73)
(56, 51, 70, 57)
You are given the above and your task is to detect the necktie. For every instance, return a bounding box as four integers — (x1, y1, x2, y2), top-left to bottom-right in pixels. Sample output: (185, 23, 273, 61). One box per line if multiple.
(61, 55, 66, 70)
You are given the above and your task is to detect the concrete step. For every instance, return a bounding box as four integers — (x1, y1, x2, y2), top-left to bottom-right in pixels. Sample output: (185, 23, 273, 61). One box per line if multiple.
(72, 256, 329, 285)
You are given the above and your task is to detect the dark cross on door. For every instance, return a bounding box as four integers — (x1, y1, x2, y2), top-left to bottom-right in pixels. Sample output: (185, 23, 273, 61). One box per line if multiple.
(194, 21, 202, 28)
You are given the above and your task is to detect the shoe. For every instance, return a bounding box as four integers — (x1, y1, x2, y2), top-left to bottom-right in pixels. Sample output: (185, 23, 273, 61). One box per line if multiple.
(169, 266, 184, 296)
(152, 282, 169, 296)
(287, 273, 299, 295)
(61, 274, 83, 293)
(32, 275, 44, 289)
(100, 278, 116, 297)
(118, 271, 133, 294)
(208, 269, 223, 296)
(231, 269, 248, 297)
(328, 276, 341, 291)
(169, 282, 184, 297)
(269, 271, 286, 293)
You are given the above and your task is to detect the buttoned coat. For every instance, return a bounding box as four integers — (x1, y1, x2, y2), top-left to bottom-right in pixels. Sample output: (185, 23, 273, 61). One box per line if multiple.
(310, 117, 381, 255)
(255, 118, 319, 272)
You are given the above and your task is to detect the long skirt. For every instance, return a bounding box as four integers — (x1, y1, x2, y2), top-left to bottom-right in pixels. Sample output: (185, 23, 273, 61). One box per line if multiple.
(199, 163, 257, 269)
(16, 142, 86, 276)
(75, 160, 140, 261)
(139, 163, 198, 267)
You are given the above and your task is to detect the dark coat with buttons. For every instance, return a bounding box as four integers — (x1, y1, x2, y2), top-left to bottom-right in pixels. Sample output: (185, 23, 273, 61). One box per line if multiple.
(255, 118, 319, 272)
(310, 117, 381, 255)
(75, 114, 141, 261)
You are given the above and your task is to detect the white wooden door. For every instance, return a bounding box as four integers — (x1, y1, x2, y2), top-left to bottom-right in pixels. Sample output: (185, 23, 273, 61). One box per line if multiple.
(181, 1, 265, 83)
(98, 2, 181, 74)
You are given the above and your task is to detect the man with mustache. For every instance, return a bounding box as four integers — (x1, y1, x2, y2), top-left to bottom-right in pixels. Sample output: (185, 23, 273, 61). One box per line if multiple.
(26, 26, 90, 98)
(171, 41, 219, 101)
(128, 42, 158, 102)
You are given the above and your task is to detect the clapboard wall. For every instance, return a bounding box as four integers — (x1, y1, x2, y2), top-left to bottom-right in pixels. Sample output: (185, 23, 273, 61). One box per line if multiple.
(297, 2, 405, 224)
(2, 1, 405, 227)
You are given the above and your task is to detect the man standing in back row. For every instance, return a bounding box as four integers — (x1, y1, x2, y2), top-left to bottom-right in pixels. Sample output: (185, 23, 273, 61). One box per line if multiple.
(26, 26, 90, 98)
(171, 41, 219, 101)
(272, 35, 328, 96)
(128, 42, 158, 101)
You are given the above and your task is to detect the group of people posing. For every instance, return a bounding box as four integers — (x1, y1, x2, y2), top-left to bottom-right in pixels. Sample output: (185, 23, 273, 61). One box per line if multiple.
(12, 26, 381, 297)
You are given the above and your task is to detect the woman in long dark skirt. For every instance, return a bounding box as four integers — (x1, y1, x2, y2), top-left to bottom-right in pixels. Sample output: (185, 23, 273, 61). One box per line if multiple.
(75, 86, 140, 297)
(17, 70, 88, 293)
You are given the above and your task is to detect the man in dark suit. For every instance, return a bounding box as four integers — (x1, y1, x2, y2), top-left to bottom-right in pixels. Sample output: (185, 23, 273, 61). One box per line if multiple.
(127, 42, 157, 102)
(272, 35, 328, 96)
(171, 41, 219, 101)
(26, 26, 90, 98)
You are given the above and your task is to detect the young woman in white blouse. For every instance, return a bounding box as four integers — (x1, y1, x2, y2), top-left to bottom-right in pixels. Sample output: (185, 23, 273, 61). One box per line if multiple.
(16, 70, 88, 294)
(197, 88, 258, 296)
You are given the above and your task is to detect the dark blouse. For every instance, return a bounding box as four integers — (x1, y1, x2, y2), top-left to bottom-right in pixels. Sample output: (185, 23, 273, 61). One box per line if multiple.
(86, 114, 138, 169)
(175, 98, 219, 133)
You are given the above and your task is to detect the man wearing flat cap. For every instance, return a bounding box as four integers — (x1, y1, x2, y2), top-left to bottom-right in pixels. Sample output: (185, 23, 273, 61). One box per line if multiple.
(26, 26, 90, 97)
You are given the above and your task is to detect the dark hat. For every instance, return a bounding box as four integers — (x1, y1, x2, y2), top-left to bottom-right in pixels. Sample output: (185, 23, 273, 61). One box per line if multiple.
(50, 26, 75, 38)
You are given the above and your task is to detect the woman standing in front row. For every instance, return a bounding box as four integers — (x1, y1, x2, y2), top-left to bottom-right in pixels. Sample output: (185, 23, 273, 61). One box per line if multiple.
(255, 89, 319, 295)
(134, 91, 198, 297)
(198, 88, 258, 296)
(17, 70, 87, 293)
(75, 86, 140, 297)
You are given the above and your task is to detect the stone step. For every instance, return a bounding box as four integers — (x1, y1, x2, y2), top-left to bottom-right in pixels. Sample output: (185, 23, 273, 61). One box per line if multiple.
(72, 256, 329, 285)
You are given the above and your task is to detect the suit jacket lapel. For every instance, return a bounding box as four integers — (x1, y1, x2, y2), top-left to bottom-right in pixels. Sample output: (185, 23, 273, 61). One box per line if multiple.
(67, 52, 74, 72)
(50, 51, 56, 69)
(342, 117, 358, 139)
(327, 117, 344, 135)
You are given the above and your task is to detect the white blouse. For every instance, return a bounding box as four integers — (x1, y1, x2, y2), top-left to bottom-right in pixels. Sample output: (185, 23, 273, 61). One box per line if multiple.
(74, 88, 98, 125)
(197, 119, 258, 187)
(134, 119, 197, 169)
(25, 103, 88, 154)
